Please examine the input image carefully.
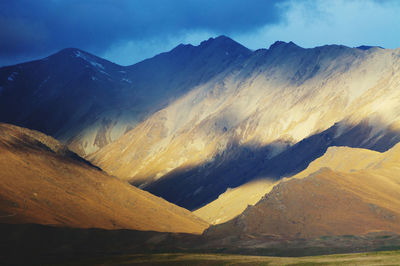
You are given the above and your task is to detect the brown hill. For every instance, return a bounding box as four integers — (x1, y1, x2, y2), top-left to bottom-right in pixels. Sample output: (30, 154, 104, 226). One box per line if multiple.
(194, 178, 276, 225)
(205, 144, 400, 239)
(0, 123, 208, 234)
(194, 146, 381, 225)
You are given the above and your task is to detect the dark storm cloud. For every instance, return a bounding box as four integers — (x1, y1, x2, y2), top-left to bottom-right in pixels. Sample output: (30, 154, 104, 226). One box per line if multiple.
(0, 0, 285, 65)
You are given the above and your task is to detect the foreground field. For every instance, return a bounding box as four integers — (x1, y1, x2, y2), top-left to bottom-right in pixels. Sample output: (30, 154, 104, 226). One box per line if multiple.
(69, 250, 400, 265)
(3, 224, 400, 265)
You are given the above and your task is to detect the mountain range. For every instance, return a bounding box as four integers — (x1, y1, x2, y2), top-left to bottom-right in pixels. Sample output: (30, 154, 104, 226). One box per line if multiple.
(88, 36, 400, 210)
(1, 35, 400, 258)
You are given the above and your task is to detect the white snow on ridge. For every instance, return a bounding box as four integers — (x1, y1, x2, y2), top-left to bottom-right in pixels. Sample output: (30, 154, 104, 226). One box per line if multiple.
(90, 61, 105, 70)
(122, 78, 132, 84)
(74, 50, 106, 71)
(7, 72, 18, 82)
(34, 76, 50, 95)
(99, 70, 110, 77)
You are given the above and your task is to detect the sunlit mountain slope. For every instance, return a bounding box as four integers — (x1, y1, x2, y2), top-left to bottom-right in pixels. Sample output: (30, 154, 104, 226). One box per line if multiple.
(205, 144, 400, 238)
(0, 123, 208, 234)
(0, 36, 251, 157)
(194, 178, 276, 224)
(90, 39, 400, 209)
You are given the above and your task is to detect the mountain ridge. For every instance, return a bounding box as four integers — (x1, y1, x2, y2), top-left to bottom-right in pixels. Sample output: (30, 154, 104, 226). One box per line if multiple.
(0, 123, 208, 233)
(0, 35, 252, 157)
(205, 143, 400, 238)
(89, 40, 400, 209)
(2, 36, 400, 211)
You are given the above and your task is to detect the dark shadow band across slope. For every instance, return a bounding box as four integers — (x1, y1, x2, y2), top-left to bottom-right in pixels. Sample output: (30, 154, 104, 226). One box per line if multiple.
(144, 119, 400, 210)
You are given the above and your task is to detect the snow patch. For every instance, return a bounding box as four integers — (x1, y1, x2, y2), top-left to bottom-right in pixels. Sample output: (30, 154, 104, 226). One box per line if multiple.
(119, 70, 126, 74)
(91, 76, 98, 81)
(35, 76, 50, 95)
(99, 70, 111, 76)
(90, 61, 105, 70)
(74, 50, 107, 73)
(7, 72, 18, 82)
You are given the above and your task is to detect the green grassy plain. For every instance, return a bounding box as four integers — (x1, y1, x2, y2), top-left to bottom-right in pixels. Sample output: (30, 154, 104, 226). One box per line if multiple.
(70, 250, 400, 266)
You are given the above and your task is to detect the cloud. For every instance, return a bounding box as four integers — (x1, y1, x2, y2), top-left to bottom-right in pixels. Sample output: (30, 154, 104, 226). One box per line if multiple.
(2, 0, 400, 67)
(0, 0, 285, 66)
(235, 0, 400, 50)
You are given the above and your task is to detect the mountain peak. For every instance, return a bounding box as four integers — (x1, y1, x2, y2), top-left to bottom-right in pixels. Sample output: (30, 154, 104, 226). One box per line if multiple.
(197, 35, 251, 56)
(46, 48, 96, 62)
(200, 35, 239, 47)
(54, 47, 85, 57)
(170, 35, 251, 57)
(269, 40, 301, 50)
(46, 48, 118, 70)
(356, 45, 384, 50)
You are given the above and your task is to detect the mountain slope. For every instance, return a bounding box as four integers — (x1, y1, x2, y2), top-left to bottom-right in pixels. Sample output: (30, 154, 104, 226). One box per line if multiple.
(194, 146, 384, 225)
(290, 146, 382, 179)
(0, 123, 208, 233)
(0, 36, 251, 156)
(193, 178, 276, 225)
(90, 41, 400, 209)
(205, 144, 400, 239)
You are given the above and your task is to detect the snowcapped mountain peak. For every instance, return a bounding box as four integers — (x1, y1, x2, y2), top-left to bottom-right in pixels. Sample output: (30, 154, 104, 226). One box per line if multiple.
(54, 47, 85, 57)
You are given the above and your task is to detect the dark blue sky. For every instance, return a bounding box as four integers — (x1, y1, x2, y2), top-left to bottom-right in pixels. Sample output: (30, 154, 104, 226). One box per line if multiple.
(1, 0, 400, 66)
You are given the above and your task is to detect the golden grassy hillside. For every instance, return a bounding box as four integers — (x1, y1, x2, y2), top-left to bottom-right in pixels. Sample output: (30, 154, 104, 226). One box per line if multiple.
(194, 146, 387, 225)
(194, 178, 276, 224)
(206, 144, 400, 238)
(0, 123, 208, 234)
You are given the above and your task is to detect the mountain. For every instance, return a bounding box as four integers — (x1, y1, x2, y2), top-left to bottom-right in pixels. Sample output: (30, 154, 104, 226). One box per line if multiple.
(193, 178, 276, 224)
(205, 144, 400, 239)
(2, 36, 400, 211)
(194, 146, 384, 225)
(0, 123, 208, 233)
(0, 36, 251, 157)
(90, 40, 400, 209)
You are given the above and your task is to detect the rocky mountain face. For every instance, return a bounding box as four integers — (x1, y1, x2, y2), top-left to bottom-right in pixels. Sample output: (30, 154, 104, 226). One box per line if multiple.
(0, 36, 251, 157)
(205, 144, 400, 239)
(0, 123, 208, 233)
(90, 39, 400, 210)
(2, 36, 400, 211)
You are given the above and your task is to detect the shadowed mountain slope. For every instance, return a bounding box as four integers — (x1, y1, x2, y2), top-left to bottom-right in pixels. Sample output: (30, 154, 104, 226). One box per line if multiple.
(0, 123, 208, 234)
(142, 120, 400, 210)
(90, 41, 400, 209)
(0, 36, 251, 156)
(193, 145, 388, 225)
(205, 144, 400, 239)
(2, 36, 400, 211)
